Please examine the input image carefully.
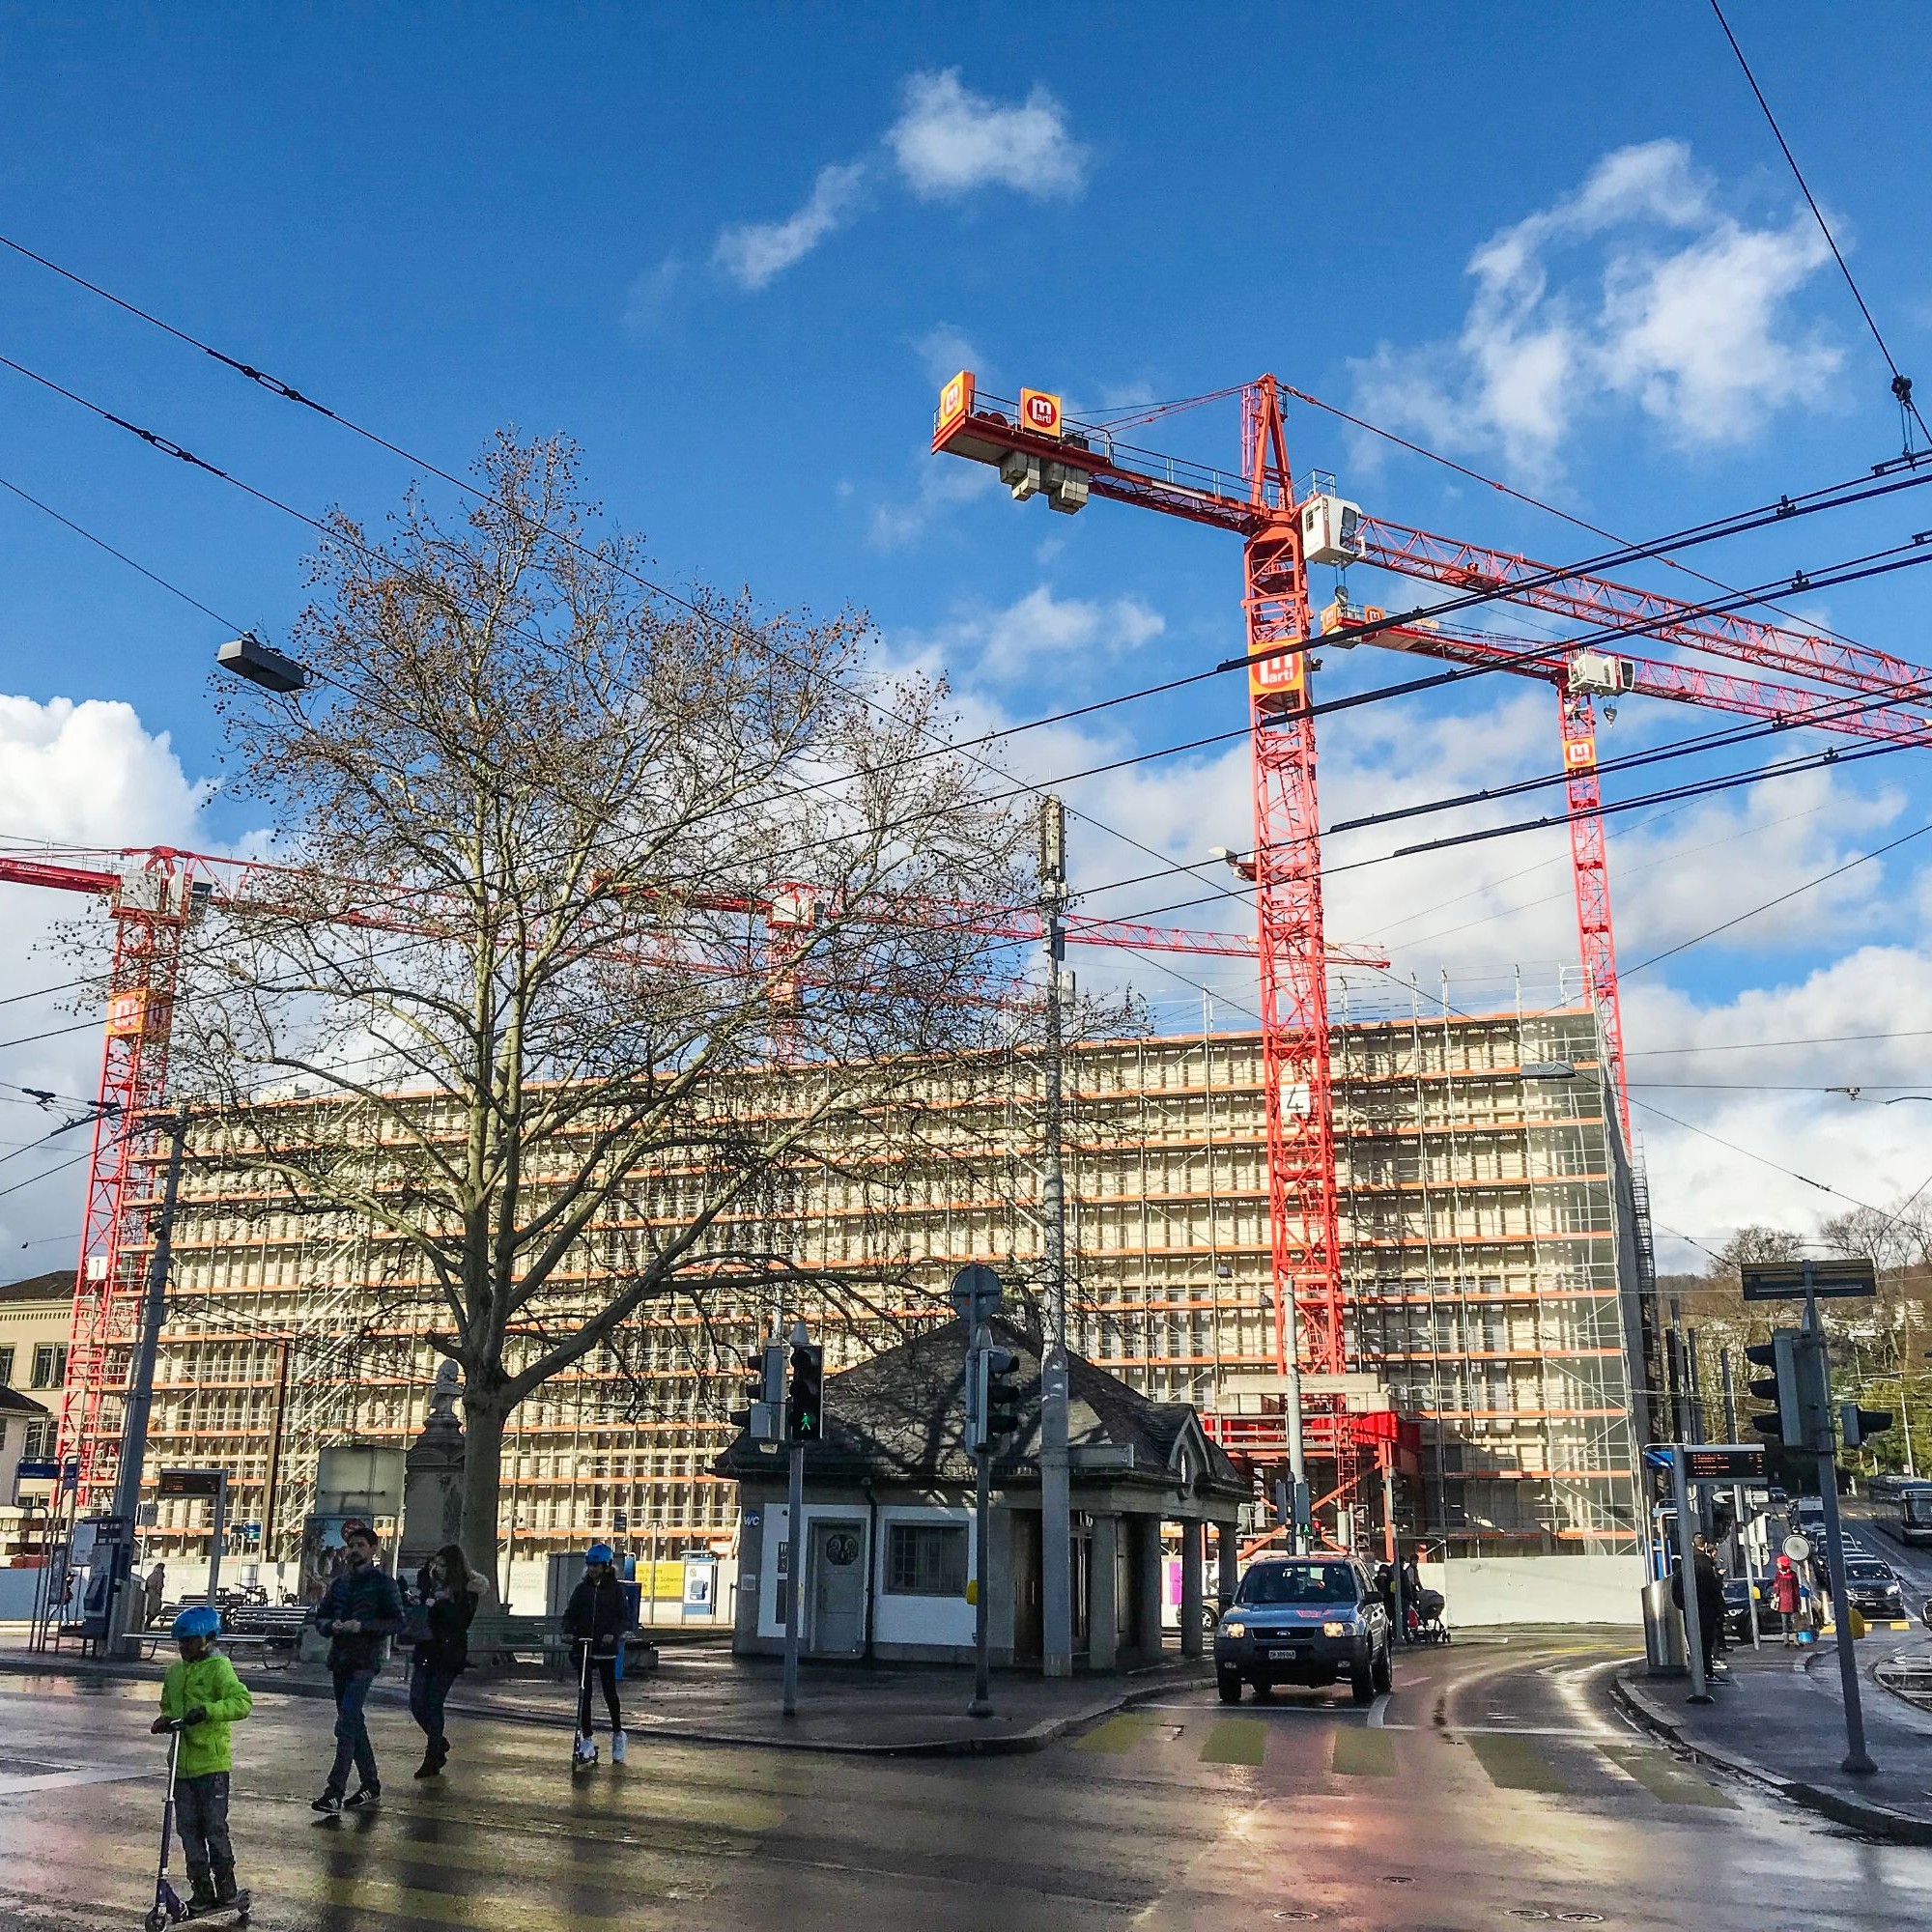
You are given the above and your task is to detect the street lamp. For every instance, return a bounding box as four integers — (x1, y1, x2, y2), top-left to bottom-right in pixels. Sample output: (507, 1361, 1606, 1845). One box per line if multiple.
(216, 633, 309, 694)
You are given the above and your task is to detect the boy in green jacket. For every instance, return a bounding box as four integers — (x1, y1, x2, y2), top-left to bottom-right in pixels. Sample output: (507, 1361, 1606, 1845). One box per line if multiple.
(152, 1605, 253, 1912)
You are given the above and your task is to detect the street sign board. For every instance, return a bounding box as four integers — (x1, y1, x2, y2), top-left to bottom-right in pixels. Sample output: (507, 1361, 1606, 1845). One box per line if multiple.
(14, 1461, 59, 1482)
(1741, 1258, 1876, 1301)
(156, 1468, 225, 1499)
(950, 1263, 1003, 1325)
(1681, 1444, 1766, 1482)
(1783, 1533, 1812, 1563)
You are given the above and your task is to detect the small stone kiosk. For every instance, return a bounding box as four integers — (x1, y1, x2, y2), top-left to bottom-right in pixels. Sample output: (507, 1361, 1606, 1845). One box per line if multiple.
(718, 1318, 1246, 1671)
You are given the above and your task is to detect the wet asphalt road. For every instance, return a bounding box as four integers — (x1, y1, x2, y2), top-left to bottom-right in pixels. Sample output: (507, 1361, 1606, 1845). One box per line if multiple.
(0, 1631, 1925, 1932)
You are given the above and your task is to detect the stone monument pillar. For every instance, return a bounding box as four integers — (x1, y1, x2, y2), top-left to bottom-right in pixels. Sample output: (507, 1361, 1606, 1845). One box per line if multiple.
(399, 1360, 467, 1583)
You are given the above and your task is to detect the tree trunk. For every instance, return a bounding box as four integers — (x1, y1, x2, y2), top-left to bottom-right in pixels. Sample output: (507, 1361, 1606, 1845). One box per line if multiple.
(458, 1387, 508, 1596)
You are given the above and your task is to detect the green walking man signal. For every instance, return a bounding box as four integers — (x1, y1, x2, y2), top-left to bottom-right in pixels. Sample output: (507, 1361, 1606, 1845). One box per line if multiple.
(787, 1341, 824, 1442)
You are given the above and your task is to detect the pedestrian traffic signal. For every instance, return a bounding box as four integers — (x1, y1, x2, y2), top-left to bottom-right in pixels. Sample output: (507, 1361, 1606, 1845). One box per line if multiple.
(1840, 1402, 1894, 1448)
(787, 1341, 824, 1442)
(731, 1342, 783, 1440)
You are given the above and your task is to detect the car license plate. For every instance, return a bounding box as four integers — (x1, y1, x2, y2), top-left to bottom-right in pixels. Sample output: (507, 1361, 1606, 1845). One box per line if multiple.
(1267, 1646, 1303, 1661)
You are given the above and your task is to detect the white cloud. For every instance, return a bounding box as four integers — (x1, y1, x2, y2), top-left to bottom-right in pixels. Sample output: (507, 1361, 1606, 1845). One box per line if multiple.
(712, 160, 869, 291)
(1353, 139, 1841, 477)
(910, 584, 1165, 687)
(886, 70, 1087, 201)
(915, 323, 987, 389)
(0, 696, 221, 1260)
(867, 459, 996, 550)
(621, 252, 683, 334)
(703, 71, 1087, 296)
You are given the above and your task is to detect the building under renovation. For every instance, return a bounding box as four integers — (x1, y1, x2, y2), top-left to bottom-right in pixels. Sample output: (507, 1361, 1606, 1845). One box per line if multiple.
(115, 972, 1653, 1619)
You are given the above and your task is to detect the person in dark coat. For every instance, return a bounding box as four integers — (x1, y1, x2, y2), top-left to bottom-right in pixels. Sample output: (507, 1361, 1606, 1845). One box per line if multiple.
(310, 1522, 404, 1811)
(409, 1544, 479, 1778)
(1671, 1537, 1727, 1681)
(563, 1543, 628, 1764)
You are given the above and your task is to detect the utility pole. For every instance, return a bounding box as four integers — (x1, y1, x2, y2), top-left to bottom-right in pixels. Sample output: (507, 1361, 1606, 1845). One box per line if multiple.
(110, 1113, 186, 1656)
(1801, 1277, 1876, 1774)
(1037, 798, 1073, 1679)
(777, 1314, 815, 1723)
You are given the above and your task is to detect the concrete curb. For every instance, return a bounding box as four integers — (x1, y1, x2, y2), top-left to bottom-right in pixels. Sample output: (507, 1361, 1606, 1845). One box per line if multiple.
(0, 1646, 1212, 1760)
(1610, 1666, 1932, 1846)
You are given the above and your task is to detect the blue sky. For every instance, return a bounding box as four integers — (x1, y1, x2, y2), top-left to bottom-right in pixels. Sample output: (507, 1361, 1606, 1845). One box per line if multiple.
(3, 2, 1932, 1265)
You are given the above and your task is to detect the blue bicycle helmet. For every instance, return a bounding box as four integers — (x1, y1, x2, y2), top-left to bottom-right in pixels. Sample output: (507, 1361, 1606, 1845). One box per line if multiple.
(171, 1605, 220, 1640)
(584, 1542, 614, 1566)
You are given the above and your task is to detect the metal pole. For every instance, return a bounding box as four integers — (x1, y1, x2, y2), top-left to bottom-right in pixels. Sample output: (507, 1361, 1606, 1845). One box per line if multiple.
(206, 1472, 227, 1610)
(260, 1337, 293, 1567)
(1720, 1349, 1739, 1444)
(1804, 1280, 1876, 1774)
(109, 1115, 186, 1654)
(1902, 1303, 1918, 1481)
(1736, 1481, 1760, 1650)
(781, 1435, 805, 1718)
(1038, 798, 1073, 1679)
(1670, 1447, 1710, 1702)
(1284, 1294, 1308, 1554)
(969, 1447, 993, 1717)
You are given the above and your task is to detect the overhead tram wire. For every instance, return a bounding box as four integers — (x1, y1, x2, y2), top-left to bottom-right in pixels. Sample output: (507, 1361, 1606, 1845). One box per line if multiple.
(1707, 0, 1931, 453)
(19, 421, 1931, 980)
(4, 243, 1932, 833)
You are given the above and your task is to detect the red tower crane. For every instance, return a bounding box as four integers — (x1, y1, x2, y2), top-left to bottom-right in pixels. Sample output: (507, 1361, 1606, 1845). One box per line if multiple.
(0, 842, 1386, 1508)
(931, 368, 1932, 1533)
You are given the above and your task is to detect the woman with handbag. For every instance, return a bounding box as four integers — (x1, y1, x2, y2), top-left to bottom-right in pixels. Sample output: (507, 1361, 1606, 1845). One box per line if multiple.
(409, 1544, 479, 1778)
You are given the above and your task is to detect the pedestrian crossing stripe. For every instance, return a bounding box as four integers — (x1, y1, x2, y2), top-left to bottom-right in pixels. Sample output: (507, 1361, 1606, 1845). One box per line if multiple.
(1600, 1744, 1733, 1807)
(304, 1874, 657, 1928)
(1466, 1734, 1571, 1793)
(1331, 1728, 1397, 1776)
(1073, 1713, 1158, 1752)
(1200, 1719, 1265, 1766)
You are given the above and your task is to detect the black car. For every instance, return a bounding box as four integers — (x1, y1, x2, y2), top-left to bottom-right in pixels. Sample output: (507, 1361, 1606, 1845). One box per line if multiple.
(1720, 1577, 1761, 1642)
(1843, 1558, 1905, 1622)
(1213, 1557, 1394, 1705)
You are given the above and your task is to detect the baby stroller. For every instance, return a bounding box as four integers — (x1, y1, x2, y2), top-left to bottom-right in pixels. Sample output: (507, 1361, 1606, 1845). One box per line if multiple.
(1406, 1587, 1450, 1646)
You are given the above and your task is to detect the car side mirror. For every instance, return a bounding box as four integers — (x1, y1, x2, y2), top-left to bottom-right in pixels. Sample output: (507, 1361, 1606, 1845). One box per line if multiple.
(1921, 1597, 1932, 1633)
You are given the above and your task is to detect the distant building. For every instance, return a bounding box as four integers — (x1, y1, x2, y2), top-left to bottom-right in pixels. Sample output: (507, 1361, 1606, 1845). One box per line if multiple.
(60, 976, 1654, 1619)
(0, 1271, 70, 1565)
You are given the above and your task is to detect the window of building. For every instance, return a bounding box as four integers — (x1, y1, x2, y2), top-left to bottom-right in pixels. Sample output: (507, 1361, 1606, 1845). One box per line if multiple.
(30, 1346, 66, 1390)
(886, 1521, 968, 1597)
(22, 1420, 52, 1463)
(0, 1347, 13, 1385)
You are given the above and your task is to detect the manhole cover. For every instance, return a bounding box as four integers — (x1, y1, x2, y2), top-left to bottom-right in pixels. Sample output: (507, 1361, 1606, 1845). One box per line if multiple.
(1558, 1918, 1605, 1925)
(1381, 1875, 1414, 1885)
(1508, 1914, 1551, 1923)
(1267, 1915, 1320, 1923)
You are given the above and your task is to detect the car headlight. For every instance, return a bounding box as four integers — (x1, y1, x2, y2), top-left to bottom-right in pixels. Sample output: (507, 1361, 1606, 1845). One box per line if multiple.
(1221, 1621, 1246, 1639)
(1323, 1620, 1350, 1637)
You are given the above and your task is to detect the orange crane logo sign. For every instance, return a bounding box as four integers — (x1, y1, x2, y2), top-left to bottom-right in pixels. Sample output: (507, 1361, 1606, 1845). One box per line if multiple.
(1563, 736, 1597, 771)
(105, 990, 148, 1037)
(937, 371, 975, 436)
(1020, 389, 1064, 438)
(1249, 638, 1306, 705)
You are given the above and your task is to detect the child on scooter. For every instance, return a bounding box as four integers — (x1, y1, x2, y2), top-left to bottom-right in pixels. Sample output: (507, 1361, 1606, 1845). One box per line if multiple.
(152, 1604, 253, 1914)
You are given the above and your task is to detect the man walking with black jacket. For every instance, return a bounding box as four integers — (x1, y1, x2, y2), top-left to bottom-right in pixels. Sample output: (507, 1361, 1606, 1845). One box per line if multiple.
(311, 1523, 405, 1812)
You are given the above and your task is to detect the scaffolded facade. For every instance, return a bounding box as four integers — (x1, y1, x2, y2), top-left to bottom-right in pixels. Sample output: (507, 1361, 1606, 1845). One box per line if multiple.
(130, 981, 1648, 1570)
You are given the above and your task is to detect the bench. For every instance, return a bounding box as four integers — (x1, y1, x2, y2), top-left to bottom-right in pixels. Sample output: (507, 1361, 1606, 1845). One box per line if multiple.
(465, 1612, 657, 1678)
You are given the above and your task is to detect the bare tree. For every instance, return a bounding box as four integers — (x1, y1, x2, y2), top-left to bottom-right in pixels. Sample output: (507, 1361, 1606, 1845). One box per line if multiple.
(157, 435, 1030, 1556)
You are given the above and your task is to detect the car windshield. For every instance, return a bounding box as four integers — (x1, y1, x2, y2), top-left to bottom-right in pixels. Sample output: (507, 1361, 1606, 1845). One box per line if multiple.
(1904, 1494, 1932, 1525)
(1846, 1562, 1892, 1583)
(1237, 1563, 1358, 1605)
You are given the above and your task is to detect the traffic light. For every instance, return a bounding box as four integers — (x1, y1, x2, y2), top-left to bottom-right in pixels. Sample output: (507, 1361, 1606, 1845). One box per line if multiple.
(968, 1346, 1023, 1453)
(787, 1341, 824, 1442)
(730, 1342, 783, 1441)
(1746, 1331, 1802, 1445)
(1841, 1401, 1895, 1449)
